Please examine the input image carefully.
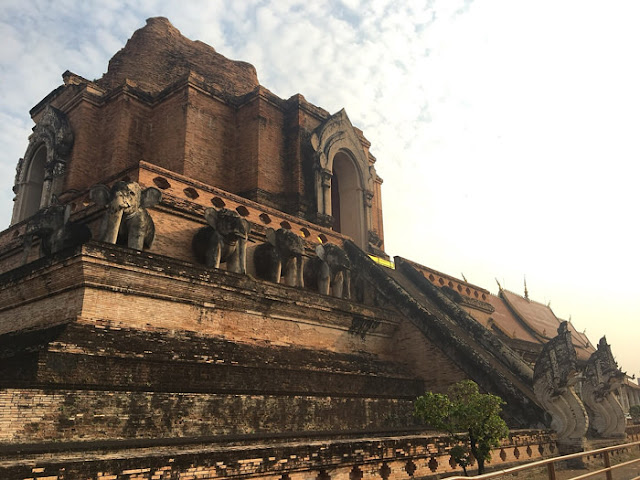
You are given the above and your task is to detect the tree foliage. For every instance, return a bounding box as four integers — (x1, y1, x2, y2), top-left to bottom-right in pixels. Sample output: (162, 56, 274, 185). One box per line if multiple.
(630, 405, 640, 422)
(414, 380, 509, 475)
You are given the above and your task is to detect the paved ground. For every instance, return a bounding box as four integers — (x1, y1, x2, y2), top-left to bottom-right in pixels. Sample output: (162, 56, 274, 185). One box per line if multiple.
(485, 449, 639, 480)
(439, 446, 640, 480)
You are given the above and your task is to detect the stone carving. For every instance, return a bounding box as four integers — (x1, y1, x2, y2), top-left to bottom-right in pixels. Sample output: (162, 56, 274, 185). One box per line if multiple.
(192, 207, 250, 274)
(368, 230, 383, 248)
(254, 228, 305, 287)
(22, 204, 92, 263)
(582, 337, 626, 438)
(90, 181, 162, 250)
(13, 106, 74, 189)
(310, 110, 376, 243)
(12, 105, 75, 224)
(304, 243, 351, 299)
(533, 322, 588, 454)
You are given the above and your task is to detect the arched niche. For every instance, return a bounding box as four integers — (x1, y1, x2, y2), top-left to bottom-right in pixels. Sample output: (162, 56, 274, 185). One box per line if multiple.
(310, 109, 376, 250)
(19, 145, 47, 219)
(12, 105, 74, 224)
(331, 150, 365, 247)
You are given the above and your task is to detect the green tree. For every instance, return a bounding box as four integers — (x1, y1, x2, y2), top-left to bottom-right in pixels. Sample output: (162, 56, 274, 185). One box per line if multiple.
(414, 380, 509, 476)
(630, 405, 640, 422)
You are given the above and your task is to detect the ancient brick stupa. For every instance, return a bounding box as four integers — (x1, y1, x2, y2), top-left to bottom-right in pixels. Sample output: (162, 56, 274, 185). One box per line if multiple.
(1, 17, 634, 480)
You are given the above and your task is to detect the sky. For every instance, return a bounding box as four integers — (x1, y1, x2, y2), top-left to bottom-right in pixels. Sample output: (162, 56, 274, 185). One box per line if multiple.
(0, 1, 638, 377)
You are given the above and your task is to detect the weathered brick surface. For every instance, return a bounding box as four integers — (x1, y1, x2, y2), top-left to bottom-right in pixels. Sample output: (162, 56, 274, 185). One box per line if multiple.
(1, 323, 416, 380)
(0, 430, 557, 479)
(0, 244, 401, 385)
(0, 323, 424, 409)
(0, 388, 417, 443)
(96, 17, 259, 97)
(184, 85, 236, 187)
(0, 239, 515, 471)
(256, 91, 287, 195)
(0, 244, 425, 446)
(148, 87, 188, 175)
(386, 318, 467, 394)
(63, 100, 103, 192)
(0, 17, 557, 480)
(0, 238, 505, 423)
(234, 94, 261, 194)
(0, 235, 559, 479)
(26, 17, 384, 242)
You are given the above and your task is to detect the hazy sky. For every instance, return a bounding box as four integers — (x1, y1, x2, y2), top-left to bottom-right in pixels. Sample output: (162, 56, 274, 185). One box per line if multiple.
(1, 1, 638, 376)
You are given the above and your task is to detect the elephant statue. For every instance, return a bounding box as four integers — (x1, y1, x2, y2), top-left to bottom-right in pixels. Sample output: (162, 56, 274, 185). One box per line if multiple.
(22, 203, 92, 263)
(90, 181, 162, 250)
(254, 227, 305, 287)
(192, 207, 251, 274)
(304, 243, 351, 299)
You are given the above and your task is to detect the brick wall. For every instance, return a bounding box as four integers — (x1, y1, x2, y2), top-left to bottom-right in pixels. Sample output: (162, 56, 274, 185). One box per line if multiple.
(149, 88, 188, 175)
(184, 86, 237, 189)
(0, 387, 418, 443)
(386, 319, 467, 394)
(0, 243, 468, 449)
(63, 100, 103, 192)
(256, 92, 287, 195)
(30, 73, 384, 245)
(0, 430, 557, 479)
(234, 95, 261, 194)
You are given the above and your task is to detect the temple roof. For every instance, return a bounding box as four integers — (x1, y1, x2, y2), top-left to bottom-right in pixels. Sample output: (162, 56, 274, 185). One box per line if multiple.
(500, 290, 561, 340)
(399, 255, 597, 363)
(96, 17, 259, 96)
(499, 289, 595, 360)
(485, 293, 540, 344)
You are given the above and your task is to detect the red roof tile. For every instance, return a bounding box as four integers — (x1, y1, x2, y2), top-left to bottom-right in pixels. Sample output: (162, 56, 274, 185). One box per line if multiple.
(501, 290, 595, 360)
(485, 294, 540, 343)
(501, 290, 560, 340)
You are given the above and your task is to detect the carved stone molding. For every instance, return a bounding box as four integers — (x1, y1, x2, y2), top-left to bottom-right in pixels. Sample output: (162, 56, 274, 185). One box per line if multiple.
(364, 190, 374, 208)
(17, 105, 74, 183)
(459, 295, 495, 313)
(368, 230, 383, 248)
(313, 213, 335, 229)
(310, 109, 373, 248)
(12, 105, 74, 224)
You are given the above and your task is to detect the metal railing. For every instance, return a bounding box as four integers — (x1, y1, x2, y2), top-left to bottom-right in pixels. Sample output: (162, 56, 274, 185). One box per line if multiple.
(446, 440, 640, 480)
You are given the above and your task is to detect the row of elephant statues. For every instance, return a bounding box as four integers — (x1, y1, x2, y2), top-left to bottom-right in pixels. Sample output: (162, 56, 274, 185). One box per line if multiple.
(191, 203, 352, 298)
(22, 181, 352, 299)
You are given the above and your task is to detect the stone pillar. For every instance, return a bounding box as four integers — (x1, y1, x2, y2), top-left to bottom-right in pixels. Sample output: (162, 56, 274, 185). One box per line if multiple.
(364, 190, 373, 231)
(619, 386, 630, 412)
(321, 169, 332, 215)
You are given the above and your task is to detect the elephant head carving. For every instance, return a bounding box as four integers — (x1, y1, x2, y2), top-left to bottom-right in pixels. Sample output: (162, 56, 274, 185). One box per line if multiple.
(192, 207, 251, 274)
(254, 227, 305, 287)
(90, 181, 162, 250)
(22, 203, 92, 263)
(304, 243, 351, 299)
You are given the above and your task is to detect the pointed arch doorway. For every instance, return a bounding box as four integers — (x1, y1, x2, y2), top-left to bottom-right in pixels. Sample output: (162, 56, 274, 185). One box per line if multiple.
(18, 145, 47, 220)
(330, 150, 365, 247)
